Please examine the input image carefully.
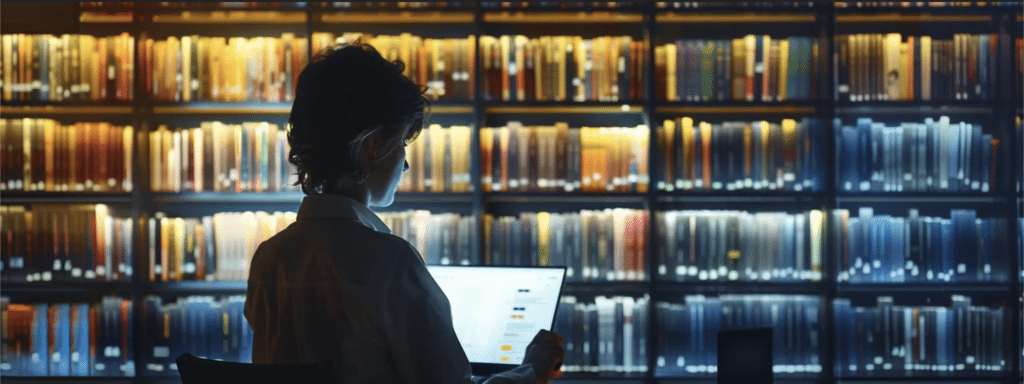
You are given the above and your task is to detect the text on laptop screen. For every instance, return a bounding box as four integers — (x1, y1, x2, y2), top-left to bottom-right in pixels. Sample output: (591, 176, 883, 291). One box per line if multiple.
(426, 266, 565, 366)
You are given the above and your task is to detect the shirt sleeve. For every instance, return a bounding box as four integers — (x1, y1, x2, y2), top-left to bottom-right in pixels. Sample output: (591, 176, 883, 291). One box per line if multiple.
(379, 243, 538, 384)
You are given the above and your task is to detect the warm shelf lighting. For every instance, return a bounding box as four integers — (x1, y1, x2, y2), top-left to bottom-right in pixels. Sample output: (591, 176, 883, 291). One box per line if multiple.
(836, 13, 991, 23)
(657, 12, 815, 23)
(484, 11, 643, 24)
(0, 105, 133, 115)
(318, 11, 474, 24)
(152, 11, 306, 24)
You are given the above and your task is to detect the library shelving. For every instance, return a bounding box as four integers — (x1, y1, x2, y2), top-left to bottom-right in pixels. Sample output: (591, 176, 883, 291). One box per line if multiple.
(1, 2, 1021, 384)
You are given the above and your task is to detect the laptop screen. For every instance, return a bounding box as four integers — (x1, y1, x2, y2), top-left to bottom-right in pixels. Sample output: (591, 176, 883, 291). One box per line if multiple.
(426, 265, 566, 372)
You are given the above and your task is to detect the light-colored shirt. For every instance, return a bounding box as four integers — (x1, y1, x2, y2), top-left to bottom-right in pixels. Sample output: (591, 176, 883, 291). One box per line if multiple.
(244, 194, 537, 384)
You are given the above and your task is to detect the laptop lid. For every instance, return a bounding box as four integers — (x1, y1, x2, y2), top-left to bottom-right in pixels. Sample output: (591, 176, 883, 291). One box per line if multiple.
(426, 265, 567, 376)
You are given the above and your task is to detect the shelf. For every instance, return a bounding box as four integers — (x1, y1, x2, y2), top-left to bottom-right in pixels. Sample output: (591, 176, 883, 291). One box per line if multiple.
(836, 283, 1012, 293)
(317, 11, 474, 24)
(835, 379, 1004, 383)
(142, 281, 247, 294)
(654, 281, 823, 295)
(0, 377, 134, 383)
(836, 195, 1006, 204)
(152, 192, 304, 204)
(834, 104, 994, 115)
(483, 11, 643, 24)
(836, 13, 992, 23)
(657, 12, 816, 23)
(393, 193, 473, 204)
(152, 102, 292, 115)
(485, 104, 644, 114)
(562, 281, 649, 295)
(485, 193, 646, 204)
(150, 10, 307, 24)
(656, 194, 825, 204)
(79, 11, 133, 23)
(0, 105, 134, 115)
(426, 104, 474, 115)
(0, 193, 133, 204)
(0, 281, 132, 294)
(656, 105, 817, 115)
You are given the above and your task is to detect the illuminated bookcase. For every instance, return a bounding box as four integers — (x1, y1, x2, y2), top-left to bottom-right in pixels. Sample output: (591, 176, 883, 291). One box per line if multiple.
(1, 2, 1021, 384)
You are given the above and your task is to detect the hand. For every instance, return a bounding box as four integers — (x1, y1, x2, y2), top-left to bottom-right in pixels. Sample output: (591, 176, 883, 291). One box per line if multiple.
(522, 329, 565, 384)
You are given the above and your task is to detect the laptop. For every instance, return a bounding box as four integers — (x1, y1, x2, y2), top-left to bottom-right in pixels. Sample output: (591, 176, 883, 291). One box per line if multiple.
(426, 265, 567, 377)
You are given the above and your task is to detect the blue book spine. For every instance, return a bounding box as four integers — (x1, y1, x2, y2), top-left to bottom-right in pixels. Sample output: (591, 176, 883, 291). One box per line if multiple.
(30, 303, 48, 376)
(979, 34, 989, 100)
(940, 220, 955, 280)
(693, 126, 703, 188)
(855, 118, 872, 191)
(979, 219, 992, 281)
(951, 209, 978, 281)
(948, 121, 961, 193)
(705, 298, 721, 371)
(51, 303, 70, 376)
(891, 217, 906, 283)
(833, 299, 852, 374)
(123, 301, 133, 377)
(869, 216, 884, 283)
(71, 303, 89, 376)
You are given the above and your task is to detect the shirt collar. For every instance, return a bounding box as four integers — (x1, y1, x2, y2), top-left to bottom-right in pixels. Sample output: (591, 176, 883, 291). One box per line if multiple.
(296, 194, 392, 234)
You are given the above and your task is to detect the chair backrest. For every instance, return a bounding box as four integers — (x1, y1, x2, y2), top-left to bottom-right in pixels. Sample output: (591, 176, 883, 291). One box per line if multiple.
(176, 353, 335, 384)
(717, 327, 773, 384)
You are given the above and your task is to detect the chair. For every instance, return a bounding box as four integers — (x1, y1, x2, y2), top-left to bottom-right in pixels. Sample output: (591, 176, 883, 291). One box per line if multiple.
(176, 353, 335, 384)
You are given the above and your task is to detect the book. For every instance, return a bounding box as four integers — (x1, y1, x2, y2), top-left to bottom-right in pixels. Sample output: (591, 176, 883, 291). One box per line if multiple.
(142, 295, 251, 376)
(557, 295, 648, 373)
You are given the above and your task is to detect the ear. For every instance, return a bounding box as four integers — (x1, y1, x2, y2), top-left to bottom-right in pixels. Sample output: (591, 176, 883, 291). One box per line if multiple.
(360, 135, 382, 171)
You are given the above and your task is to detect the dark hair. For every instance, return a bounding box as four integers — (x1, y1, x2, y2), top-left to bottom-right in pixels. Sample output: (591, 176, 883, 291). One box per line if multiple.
(287, 40, 429, 195)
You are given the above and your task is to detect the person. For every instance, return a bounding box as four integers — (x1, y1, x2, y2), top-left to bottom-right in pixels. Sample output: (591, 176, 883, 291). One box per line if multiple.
(243, 41, 565, 384)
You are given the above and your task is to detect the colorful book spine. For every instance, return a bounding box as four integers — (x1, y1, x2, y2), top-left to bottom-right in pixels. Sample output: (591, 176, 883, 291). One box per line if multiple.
(142, 295, 251, 376)
(148, 122, 297, 193)
(482, 123, 648, 193)
(0, 204, 133, 284)
(0, 296, 131, 377)
(0, 119, 134, 193)
(397, 125, 473, 193)
(376, 211, 476, 266)
(148, 211, 296, 282)
(484, 209, 648, 282)
(0, 33, 134, 103)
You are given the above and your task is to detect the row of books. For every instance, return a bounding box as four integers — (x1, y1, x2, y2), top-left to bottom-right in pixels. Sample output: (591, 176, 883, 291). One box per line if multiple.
(836, 117, 997, 193)
(833, 208, 1010, 283)
(554, 295, 650, 373)
(481, 123, 650, 193)
(1, 205, 133, 284)
(377, 211, 476, 266)
(834, 2, 1022, 7)
(0, 296, 134, 377)
(148, 122, 298, 193)
(657, 2, 820, 8)
(656, 295, 822, 376)
(657, 118, 823, 192)
(147, 211, 296, 282)
(655, 210, 825, 282)
(655, 36, 822, 102)
(833, 296, 1006, 375)
(141, 296, 252, 375)
(479, 35, 647, 102)
(835, 33, 1002, 102)
(1, 34, 135, 103)
(313, 33, 475, 101)
(80, 2, 307, 8)
(484, 209, 648, 282)
(399, 125, 473, 193)
(0, 119, 135, 193)
(1019, 218, 1023, 282)
(140, 34, 308, 103)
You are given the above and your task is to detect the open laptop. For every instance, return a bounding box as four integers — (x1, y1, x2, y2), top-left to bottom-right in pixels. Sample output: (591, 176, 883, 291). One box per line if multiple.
(426, 265, 567, 377)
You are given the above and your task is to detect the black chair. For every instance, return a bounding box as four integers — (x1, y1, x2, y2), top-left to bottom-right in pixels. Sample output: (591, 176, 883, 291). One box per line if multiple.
(718, 327, 773, 384)
(176, 353, 335, 384)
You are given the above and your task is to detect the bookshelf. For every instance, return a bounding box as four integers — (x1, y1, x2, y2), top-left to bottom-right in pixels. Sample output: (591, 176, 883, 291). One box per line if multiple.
(1, 2, 1021, 384)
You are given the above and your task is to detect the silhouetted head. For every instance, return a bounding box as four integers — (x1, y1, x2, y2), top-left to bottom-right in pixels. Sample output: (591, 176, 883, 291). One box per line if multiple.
(287, 40, 428, 205)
